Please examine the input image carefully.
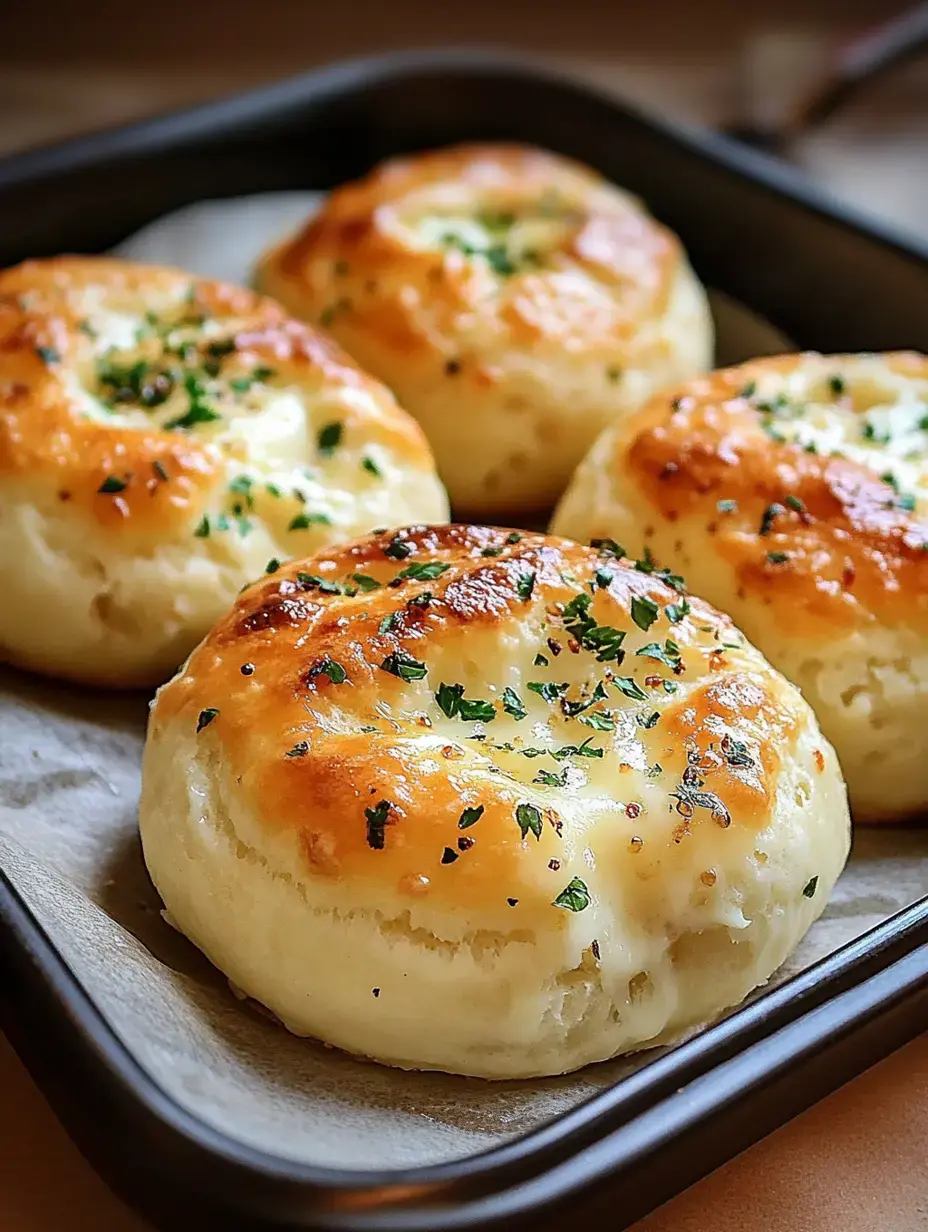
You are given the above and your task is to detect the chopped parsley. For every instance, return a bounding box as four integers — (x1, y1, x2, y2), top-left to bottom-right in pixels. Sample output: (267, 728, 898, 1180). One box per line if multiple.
(459, 805, 484, 830)
(527, 680, 567, 703)
(533, 653, 549, 667)
(97, 475, 128, 494)
(317, 422, 343, 455)
(506, 532, 522, 544)
(441, 846, 459, 864)
(535, 768, 567, 787)
(634, 547, 686, 593)
(289, 512, 332, 530)
(758, 503, 784, 536)
(164, 374, 222, 430)
(307, 656, 347, 685)
(803, 875, 819, 898)
(553, 877, 590, 912)
(297, 572, 341, 594)
(614, 676, 647, 701)
(635, 639, 682, 670)
(630, 594, 660, 632)
(349, 573, 380, 592)
(435, 682, 495, 722)
(152, 460, 169, 482)
(551, 738, 603, 761)
(380, 651, 427, 681)
(481, 546, 503, 557)
(785, 494, 806, 513)
(362, 456, 382, 477)
(265, 558, 282, 573)
(193, 514, 210, 538)
(196, 708, 219, 732)
(384, 537, 413, 560)
(516, 570, 536, 601)
(579, 711, 615, 731)
(285, 741, 309, 758)
(516, 802, 543, 841)
(739, 381, 757, 399)
(637, 711, 660, 729)
(35, 346, 61, 365)
(767, 551, 789, 564)
(590, 538, 624, 558)
(828, 375, 845, 397)
(561, 593, 626, 662)
(665, 599, 691, 624)
(364, 800, 392, 849)
(717, 499, 738, 513)
(396, 561, 450, 581)
(502, 687, 527, 720)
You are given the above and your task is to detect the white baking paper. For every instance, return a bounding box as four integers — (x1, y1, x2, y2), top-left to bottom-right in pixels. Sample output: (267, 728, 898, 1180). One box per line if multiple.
(1, 194, 925, 1171)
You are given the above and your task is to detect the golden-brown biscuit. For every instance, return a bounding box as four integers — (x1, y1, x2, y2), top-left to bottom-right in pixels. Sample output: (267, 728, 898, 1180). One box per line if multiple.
(552, 351, 928, 821)
(255, 144, 713, 516)
(0, 257, 448, 687)
(139, 525, 848, 1078)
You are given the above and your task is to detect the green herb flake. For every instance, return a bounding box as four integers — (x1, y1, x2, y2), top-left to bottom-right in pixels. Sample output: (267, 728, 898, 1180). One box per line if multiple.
(635, 639, 682, 670)
(459, 805, 485, 829)
(97, 475, 128, 494)
(506, 532, 522, 544)
(289, 511, 332, 530)
(802, 875, 819, 898)
(152, 460, 169, 482)
(364, 800, 392, 849)
(630, 594, 660, 632)
(397, 561, 450, 582)
(553, 877, 591, 912)
(535, 768, 567, 787)
(515, 803, 543, 841)
(606, 366, 622, 384)
(380, 651, 427, 682)
(435, 682, 495, 722)
(527, 680, 567, 703)
(384, 537, 413, 561)
(533, 653, 549, 667)
(739, 381, 757, 399)
(349, 573, 380, 593)
(502, 687, 527, 720)
(317, 421, 344, 456)
(35, 346, 61, 365)
(552, 738, 604, 761)
(665, 598, 691, 624)
(579, 711, 615, 731)
(362, 456, 382, 477)
(614, 676, 647, 701)
(767, 551, 789, 564)
(308, 656, 348, 685)
(193, 514, 210, 538)
(637, 711, 660, 730)
(758, 503, 784, 536)
(717, 499, 738, 513)
(196, 708, 219, 732)
(785, 495, 806, 513)
(517, 570, 536, 601)
(265, 558, 282, 573)
(285, 741, 309, 758)
(828, 375, 845, 397)
(590, 538, 624, 558)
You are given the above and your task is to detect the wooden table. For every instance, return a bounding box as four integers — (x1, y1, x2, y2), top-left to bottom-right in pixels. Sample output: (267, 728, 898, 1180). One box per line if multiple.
(1, 2, 926, 1227)
(2, 1029, 926, 1231)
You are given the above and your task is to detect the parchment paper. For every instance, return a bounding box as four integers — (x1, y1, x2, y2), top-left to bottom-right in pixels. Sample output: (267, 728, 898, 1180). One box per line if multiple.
(2, 194, 926, 1171)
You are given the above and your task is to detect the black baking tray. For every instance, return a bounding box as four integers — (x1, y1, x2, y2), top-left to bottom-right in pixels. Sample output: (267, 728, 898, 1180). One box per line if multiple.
(0, 49, 927, 1232)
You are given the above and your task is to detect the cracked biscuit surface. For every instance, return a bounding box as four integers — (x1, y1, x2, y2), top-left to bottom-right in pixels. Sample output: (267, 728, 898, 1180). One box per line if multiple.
(140, 525, 848, 1077)
(553, 351, 928, 820)
(0, 256, 447, 687)
(255, 143, 713, 517)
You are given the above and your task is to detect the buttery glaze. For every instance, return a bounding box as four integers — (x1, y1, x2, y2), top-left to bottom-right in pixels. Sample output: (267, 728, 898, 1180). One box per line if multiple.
(256, 144, 712, 514)
(622, 353, 928, 632)
(0, 256, 447, 686)
(0, 257, 434, 544)
(154, 526, 821, 919)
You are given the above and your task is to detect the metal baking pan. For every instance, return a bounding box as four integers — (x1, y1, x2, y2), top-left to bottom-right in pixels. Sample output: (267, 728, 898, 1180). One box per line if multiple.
(0, 49, 926, 1232)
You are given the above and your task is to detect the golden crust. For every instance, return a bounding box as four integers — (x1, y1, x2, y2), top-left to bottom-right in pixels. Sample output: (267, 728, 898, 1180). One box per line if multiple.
(256, 144, 713, 515)
(0, 256, 434, 534)
(152, 525, 825, 920)
(0, 257, 448, 686)
(599, 352, 928, 633)
(551, 351, 928, 821)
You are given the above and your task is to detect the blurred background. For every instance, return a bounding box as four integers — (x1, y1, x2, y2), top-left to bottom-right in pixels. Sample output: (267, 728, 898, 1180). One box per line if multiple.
(1, 0, 926, 238)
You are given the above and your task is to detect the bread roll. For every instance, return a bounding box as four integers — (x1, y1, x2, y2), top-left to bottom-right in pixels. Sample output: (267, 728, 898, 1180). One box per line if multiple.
(553, 351, 928, 820)
(0, 257, 447, 687)
(255, 144, 713, 517)
(139, 524, 849, 1078)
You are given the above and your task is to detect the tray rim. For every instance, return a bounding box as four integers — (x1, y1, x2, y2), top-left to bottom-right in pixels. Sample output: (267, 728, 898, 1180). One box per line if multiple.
(1, 46, 928, 1231)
